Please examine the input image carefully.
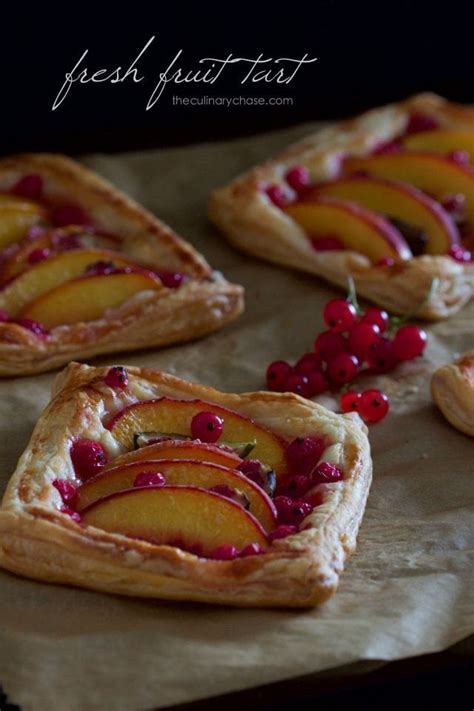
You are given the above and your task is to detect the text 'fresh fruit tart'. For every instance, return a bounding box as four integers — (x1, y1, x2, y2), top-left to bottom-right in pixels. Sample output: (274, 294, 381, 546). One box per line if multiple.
(0, 154, 243, 376)
(209, 93, 474, 319)
(0, 362, 371, 607)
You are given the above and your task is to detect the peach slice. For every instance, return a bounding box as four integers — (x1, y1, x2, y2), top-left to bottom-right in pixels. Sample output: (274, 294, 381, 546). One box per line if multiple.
(22, 271, 163, 328)
(0, 227, 122, 282)
(107, 398, 287, 477)
(109, 440, 242, 469)
(344, 152, 474, 233)
(311, 177, 459, 255)
(76, 459, 277, 530)
(402, 130, 474, 161)
(0, 196, 45, 250)
(0, 248, 135, 316)
(81, 485, 269, 554)
(285, 196, 412, 261)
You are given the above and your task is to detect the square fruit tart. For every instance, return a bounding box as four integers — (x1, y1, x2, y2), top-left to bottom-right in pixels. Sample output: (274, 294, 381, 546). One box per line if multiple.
(209, 93, 474, 319)
(0, 362, 371, 607)
(0, 154, 243, 376)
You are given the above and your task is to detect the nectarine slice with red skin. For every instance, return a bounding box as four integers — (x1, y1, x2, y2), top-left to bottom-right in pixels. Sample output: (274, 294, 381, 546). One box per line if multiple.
(344, 152, 474, 234)
(0, 248, 137, 316)
(402, 129, 474, 162)
(75, 459, 277, 530)
(285, 196, 412, 261)
(109, 440, 242, 470)
(81, 485, 269, 554)
(107, 398, 288, 477)
(0, 196, 46, 250)
(311, 177, 459, 255)
(22, 271, 163, 328)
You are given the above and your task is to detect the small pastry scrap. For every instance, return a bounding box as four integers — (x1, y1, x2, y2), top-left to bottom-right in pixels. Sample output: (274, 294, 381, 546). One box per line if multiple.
(0, 154, 243, 376)
(431, 351, 474, 436)
(209, 93, 474, 320)
(0, 362, 371, 607)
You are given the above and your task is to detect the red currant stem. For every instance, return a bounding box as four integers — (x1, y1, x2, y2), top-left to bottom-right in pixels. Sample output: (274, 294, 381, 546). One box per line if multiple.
(346, 276, 363, 315)
(388, 277, 438, 332)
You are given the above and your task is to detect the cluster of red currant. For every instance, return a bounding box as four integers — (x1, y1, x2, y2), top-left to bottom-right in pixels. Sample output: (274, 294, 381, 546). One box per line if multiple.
(266, 288, 428, 424)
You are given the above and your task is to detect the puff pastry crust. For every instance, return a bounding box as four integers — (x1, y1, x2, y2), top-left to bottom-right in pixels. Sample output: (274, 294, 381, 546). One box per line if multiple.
(0, 154, 243, 376)
(209, 93, 474, 319)
(0, 362, 371, 608)
(431, 351, 474, 436)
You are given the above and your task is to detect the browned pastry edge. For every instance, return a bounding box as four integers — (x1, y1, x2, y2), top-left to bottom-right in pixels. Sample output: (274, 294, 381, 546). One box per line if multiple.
(0, 362, 372, 608)
(431, 350, 474, 436)
(0, 154, 244, 376)
(209, 93, 474, 320)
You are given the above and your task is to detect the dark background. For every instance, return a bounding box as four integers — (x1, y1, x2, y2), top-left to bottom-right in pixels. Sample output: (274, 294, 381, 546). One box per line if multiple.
(2, 1, 474, 156)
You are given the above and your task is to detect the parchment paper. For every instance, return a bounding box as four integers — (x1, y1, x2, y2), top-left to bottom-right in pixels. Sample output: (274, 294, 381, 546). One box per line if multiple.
(0, 124, 473, 711)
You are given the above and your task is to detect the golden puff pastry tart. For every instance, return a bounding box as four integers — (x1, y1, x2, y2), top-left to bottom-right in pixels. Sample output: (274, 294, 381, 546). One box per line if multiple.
(209, 93, 474, 320)
(431, 351, 474, 436)
(0, 362, 371, 608)
(0, 154, 243, 376)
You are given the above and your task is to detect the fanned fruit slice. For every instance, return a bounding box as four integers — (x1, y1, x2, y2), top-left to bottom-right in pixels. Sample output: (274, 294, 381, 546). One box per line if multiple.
(81, 486, 269, 555)
(107, 398, 287, 477)
(402, 130, 474, 161)
(22, 271, 163, 327)
(0, 248, 135, 315)
(75, 459, 277, 530)
(285, 196, 412, 261)
(0, 196, 45, 249)
(311, 177, 459, 254)
(343, 152, 474, 232)
(109, 440, 242, 469)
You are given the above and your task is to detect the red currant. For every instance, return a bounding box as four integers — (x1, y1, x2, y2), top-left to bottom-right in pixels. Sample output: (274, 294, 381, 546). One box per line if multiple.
(191, 411, 224, 443)
(374, 256, 395, 267)
(307, 370, 329, 396)
(15, 318, 48, 337)
(393, 325, 427, 360)
(361, 307, 389, 333)
(314, 330, 347, 361)
(442, 193, 465, 217)
(157, 271, 186, 288)
(268, 525, 298, 541)
(449, 244, 472, 263)
(358, 389, 390, 423)
(340, 390, 361, 413)
(311, 461, 344, 484)
(285, 165, 310, 192)
(27, 247, 51, 265)
(285, 474, 312, 498)
(323, 298, 357, 332)
(367, 337, 398, 373)
(448, 150, 470, 166)
(348, 322, 381, 361)
(239, 543, 265, 557)
(104, 366, 129, 389)
(405, 113, 439, 134)
(266, 360, 292, 391)
(327, 352, 359, 385)
(70, 439, 108, 481)
(310, 236, 344, 251)
(0, 310, 10, 322)
(61, 506, 81, 523)
(286, 373, 312, 398)
(372, 140, 401, 156)
(265, 184, 290, 208)
(209, 544, 238, 561)
(11, 174, 43, 200)
(52, 479, 77, 505)
(286, 436, 325, 476)
(133, 471, 166, 487)
(294, 352, 321, 375)
(52, 205, 90, 227)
